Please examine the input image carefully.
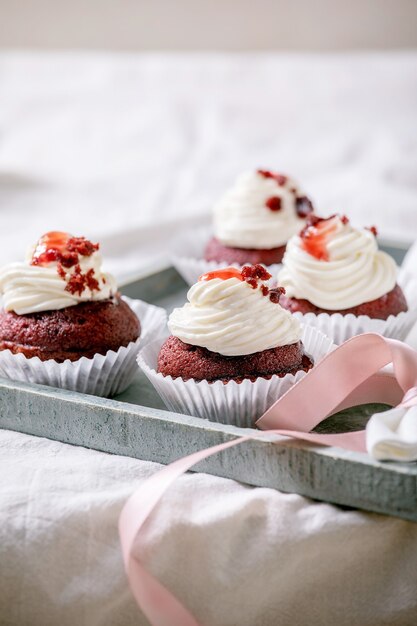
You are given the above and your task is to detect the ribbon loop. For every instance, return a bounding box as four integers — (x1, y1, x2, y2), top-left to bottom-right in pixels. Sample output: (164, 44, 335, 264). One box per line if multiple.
(256, 333, 417, 432)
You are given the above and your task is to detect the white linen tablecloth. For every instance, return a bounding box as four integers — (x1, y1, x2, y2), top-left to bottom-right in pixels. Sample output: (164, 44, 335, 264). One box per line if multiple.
(1, 52, 417, 626)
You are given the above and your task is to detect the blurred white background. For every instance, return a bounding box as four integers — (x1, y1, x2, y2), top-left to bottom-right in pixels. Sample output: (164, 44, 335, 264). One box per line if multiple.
(1, 0, 417, 51)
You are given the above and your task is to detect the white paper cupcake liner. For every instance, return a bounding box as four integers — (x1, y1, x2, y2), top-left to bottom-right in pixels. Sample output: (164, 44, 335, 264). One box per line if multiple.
(289, 271, 417, 345)
(137, 325, 334, 428)
(0, 297, 167, 397)
(172, 225, 281, 286)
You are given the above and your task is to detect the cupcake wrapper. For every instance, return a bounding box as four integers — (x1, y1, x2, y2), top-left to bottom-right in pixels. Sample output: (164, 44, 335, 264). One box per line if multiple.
(0, 297, 167, 397)
(290, 271, 417, 345)
(172, 225, 281, 286)
(138, 325, 334, 427)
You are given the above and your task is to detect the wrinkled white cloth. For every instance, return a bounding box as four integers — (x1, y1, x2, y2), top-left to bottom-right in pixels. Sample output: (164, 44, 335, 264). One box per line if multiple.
(1, 52, 417, 626)
(3, 429, 417, 626)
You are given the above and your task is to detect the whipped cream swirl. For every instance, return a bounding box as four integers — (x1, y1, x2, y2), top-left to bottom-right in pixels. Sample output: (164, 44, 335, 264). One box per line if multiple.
(213, 170, 311, 249)
(168, 272, 301, 356)
(278, 216, 397, 310)
(0, 234, 117, 315)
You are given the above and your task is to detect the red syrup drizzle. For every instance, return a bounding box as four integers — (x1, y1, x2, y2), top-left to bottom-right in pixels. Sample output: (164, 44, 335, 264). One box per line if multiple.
(299, 214, 342, 261)
(199, 264, 285, 304)
(199, 268, 244, 282)
(31, 231, 100, 295)
(32, 231, 72, 266)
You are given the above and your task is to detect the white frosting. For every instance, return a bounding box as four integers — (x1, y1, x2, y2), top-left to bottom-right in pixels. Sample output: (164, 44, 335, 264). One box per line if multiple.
(0, 249, 117, 315)
(278, 216, 397, 310)
(213, 170, 309, 249)
(168, 274, 301, 356)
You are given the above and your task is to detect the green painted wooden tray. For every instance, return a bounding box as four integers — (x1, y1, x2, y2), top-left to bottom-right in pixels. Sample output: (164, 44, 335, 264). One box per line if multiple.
(0, 241, 416, 522)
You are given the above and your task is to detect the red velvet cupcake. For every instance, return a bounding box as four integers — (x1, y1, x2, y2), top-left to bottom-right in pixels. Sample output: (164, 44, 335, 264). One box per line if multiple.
(138, 264, 334, 426)
(159, 265, 312, 383)
(277, 214, 415, 344)
(0, 231, 149, 396)
(0, 231, 140, 361)
(204, 170, 314, 266)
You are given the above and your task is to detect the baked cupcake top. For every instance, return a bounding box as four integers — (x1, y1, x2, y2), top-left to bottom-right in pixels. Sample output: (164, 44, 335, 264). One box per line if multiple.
(0, 231, 117, 314)
(278, 214, 397, 310)
(213, 169, 314, 250)
(168, 264, 301, 356)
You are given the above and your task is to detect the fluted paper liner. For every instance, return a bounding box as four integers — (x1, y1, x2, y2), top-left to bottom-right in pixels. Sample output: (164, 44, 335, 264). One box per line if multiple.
(289, 271, 417, 345)
(172, 225, 281, 286)
(138, 325, 334, 427)
(0, 297, 167, 397)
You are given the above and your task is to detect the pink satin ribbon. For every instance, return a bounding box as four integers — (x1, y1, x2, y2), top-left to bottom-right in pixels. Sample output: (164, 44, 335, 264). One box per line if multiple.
(119, 333, 417, 626)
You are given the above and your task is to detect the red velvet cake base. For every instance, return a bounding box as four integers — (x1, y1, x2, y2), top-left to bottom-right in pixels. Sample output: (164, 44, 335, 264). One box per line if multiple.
(279, 284, 408, 320)
(0, 296, 140, 362)
(157, 335, 313, 383)
(204, 237, 286, 266)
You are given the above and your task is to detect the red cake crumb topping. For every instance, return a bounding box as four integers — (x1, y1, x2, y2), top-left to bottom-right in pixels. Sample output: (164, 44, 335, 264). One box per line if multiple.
(295, 196, 314, 218)
(299, 214, 338, 261)
(340, 215, 350, 225)
(56, 264, 66, 280)
(269, 286, 286, 304)
(57, 264, 100, 296)
(31, 231, 101, 295)
(257, 171, 314, 219)
(199, 264, 284, 303)
(366, 225, 378, 237)
(265, 196, 282, 212)
(257, 169, 288, 186)
(67, 236, 99, 258)
(299, 214, 328, 235)
(31, 231, 99, 268)
(241, 264, 272, 288)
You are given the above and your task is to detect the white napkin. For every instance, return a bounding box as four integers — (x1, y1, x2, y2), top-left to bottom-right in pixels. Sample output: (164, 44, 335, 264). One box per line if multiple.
(362, 239, 417, 462)
(366, 404, 417, 461)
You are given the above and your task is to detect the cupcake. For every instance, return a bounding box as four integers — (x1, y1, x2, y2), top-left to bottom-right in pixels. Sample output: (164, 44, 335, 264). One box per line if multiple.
(278, 214, 417, 343)
(205, 169, 314, 266)
(138, 264, 334, 426)
(0, 231, 165, 396)
(160, 264, 313, 382)
(172, 169, 314, 286)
